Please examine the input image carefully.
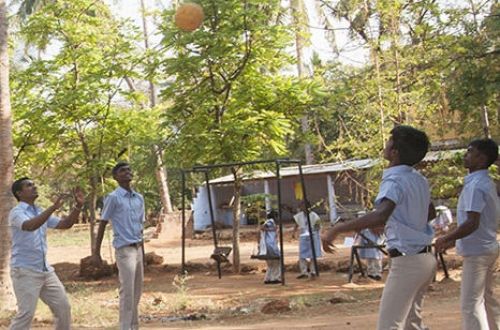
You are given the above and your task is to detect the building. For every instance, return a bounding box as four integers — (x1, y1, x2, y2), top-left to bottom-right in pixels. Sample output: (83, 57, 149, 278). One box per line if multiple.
(192, 149, 473, 231)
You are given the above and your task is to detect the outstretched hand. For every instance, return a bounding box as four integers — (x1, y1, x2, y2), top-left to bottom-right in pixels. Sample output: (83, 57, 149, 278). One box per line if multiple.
(321, 226, 339, 254)
(434, 236, 454, 253)
(51, 194, 66, 210)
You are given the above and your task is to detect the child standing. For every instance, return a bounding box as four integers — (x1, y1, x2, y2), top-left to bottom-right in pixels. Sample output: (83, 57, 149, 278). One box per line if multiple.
(258, 210, 281, 284)
(293, 201, 322, 279)
(435, 139, 500, 329)
(322, 125, 436, 330)
(354, 210, 385, 281)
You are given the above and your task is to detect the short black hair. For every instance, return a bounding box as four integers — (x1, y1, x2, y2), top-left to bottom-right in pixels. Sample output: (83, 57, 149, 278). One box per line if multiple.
(112, 161, 130, 176)
(469, 138, 498, 167)
(11, 177, 31, 201)
(267, 210, 278, 219)
(390, 125, 430, 166)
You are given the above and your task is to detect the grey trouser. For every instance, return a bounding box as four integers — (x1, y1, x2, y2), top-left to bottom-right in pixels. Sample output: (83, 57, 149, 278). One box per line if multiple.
(461, 247, 500, 330)
(377, 252, 436, 330)
(116, 245, 144, 330)
(9, 267, 71, 330)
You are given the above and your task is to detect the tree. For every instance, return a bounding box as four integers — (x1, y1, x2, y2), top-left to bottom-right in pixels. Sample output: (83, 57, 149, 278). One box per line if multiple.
(157, 0, 307, 272)
(0, 0, 15, 311)
(446, 0, 499, 138)
(138, 0, 174, 214)
(11, 0, 144, 254)
(291, 0, 314, 164)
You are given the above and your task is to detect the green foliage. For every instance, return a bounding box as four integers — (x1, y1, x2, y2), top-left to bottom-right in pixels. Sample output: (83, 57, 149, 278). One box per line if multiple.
(7, 0, 498, 217)
(156, 0, 306, 168)
(240, 193, 276, 224)
(307, 0, 499, 163)
(10, 0, 165, 210)
(172, 273, 193, 312)
(421, 153, 466, 208)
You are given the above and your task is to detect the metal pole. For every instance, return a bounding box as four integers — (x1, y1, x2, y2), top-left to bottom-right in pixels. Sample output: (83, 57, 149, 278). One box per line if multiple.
(192, 158, 298, 171)
(204, 171, 222, 279)
(298, 163, 319, 277)
(276, 161, 285, 285)
(181, 170, 186, 274)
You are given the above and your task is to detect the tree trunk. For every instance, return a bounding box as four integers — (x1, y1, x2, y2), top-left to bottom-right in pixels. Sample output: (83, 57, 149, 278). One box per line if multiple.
(373, 47, 386, 147)
(388, 8, 404, 125)
(140, 0, 173, 214)
(291, 0, 314, 165)
(89, 176, 98, 255)
(154, 146, 173, 213)
(231, 167, 242, 274)
(0, 0, 15, 310)
(480, 105, 491, 139)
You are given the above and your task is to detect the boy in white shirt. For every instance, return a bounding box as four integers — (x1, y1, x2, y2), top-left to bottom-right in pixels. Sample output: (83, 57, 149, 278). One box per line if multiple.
(322, 125, 436, 329)
(435, 139, 500, 329)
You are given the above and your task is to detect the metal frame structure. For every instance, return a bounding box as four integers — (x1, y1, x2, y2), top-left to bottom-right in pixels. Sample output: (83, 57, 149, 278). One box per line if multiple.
(180, 159, 320, 285)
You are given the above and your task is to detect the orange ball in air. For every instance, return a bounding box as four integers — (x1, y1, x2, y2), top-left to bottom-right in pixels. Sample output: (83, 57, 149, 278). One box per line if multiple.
(174, 3, 205, 32)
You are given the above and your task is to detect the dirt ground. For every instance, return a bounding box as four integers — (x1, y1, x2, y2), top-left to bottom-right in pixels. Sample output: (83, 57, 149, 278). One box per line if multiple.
(2, 225, 499, 329)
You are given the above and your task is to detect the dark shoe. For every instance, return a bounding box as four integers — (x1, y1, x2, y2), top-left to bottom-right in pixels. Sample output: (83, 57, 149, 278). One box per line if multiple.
(368, 275, 382, 281)
(296, 274, 308, 279)
(264, 280, 272, 284)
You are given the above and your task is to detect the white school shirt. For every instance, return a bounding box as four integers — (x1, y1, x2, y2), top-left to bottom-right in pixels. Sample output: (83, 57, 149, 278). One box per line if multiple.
(375, 165, 434, 255)
(9, 202, 60, 272)
(456, 170, 500, 256)
(293, 211, 320, 236)
(101, 186, 145, 249)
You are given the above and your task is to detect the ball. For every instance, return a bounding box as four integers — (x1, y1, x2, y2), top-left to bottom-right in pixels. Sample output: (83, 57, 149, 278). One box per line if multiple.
(174, 3, 204, 32)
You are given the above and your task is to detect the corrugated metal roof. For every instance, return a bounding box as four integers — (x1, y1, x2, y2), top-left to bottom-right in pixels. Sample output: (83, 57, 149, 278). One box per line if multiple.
(209, 158, 378, 184)
(208, 149, 468, 185)
(424, 149, 465, 162)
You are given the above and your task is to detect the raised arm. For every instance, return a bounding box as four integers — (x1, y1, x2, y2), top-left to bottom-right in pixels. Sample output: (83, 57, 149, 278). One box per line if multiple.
(21, 197, 64, 231)
(56, 188, 85, 229)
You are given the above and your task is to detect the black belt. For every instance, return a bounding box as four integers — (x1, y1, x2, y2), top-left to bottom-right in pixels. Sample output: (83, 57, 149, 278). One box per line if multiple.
(128, 241, 142, 248)
(388, 246, 432, 258)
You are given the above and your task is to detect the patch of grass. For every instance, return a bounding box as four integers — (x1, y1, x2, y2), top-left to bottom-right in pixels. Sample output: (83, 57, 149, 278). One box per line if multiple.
(47, 226, 90, 247)
(290, 294, 329, 310)
(0, 309, 16, 327)
(28, 280, 119, 328)
(171, 273, 193, 312)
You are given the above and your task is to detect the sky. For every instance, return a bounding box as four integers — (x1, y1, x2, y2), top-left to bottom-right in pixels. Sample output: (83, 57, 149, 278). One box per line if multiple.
(108, 0, 369, 69)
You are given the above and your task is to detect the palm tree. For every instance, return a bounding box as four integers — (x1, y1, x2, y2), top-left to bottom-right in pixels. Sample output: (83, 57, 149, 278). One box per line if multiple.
(139, 0, 173, 214)
(0, 0, 16, 311)
(289, 0, 341, 164)
(0, 0, 53, 310)
(291, 0, 315, 165)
